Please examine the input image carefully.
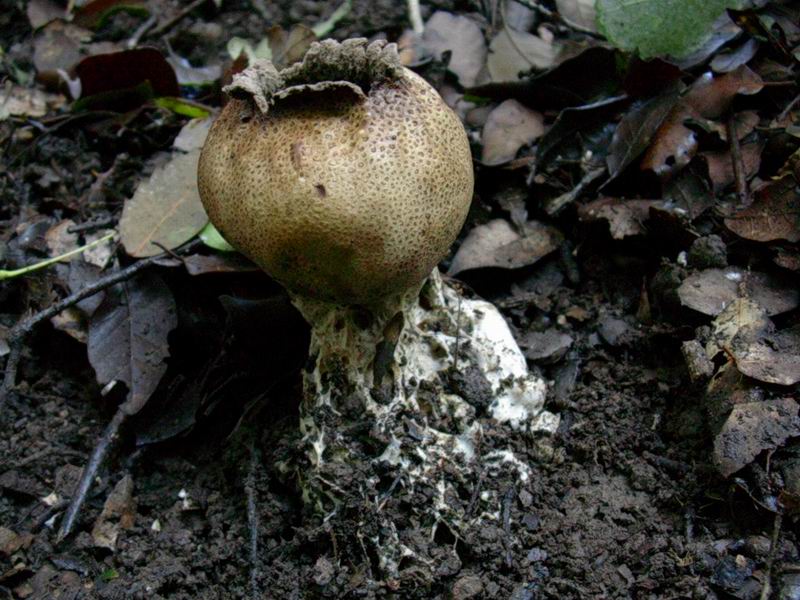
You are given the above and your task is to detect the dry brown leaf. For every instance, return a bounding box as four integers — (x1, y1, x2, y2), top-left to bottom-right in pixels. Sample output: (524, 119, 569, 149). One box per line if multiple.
(555, 0, 598, 32)
(266, 24, 317, 69)
(45, 219, 78, 261)
(487, 28, 558, 82)
(423, 11, 487, 87)
(91, 475, 136, 550)
(724, 174, 800, 243)
(713, 398, 800, 477)
(120, 150, 208, 257)
(33, 21, 91, 85)
(481, 100, 544, 165)
(0, 84, 65, 119)
(702, 142, 763, 193)
(578, 198, 663, 239)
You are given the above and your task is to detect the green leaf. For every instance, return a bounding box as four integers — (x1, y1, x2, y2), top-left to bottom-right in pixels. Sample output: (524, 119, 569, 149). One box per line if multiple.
(596, 0, 743, 59)
(154, 96, 212, 118)
(199, 222, 235, 252)
(100, 568, 119, 582)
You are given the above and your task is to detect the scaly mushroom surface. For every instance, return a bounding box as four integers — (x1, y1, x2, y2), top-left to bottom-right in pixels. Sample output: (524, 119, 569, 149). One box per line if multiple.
(198, 38, 558, 581)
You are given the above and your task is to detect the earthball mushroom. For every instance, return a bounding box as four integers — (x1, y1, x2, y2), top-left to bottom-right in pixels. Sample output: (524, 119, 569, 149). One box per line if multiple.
(197, 39, 557, 581)
(198, 38, 473, 306)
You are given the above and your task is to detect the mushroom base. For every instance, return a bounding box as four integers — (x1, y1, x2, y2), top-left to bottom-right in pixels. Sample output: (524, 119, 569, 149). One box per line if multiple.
(289, 270, 559, 582)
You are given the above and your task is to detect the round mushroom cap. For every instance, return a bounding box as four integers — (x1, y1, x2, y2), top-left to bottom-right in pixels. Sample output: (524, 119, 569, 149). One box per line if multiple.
(198, 40, 473, 306)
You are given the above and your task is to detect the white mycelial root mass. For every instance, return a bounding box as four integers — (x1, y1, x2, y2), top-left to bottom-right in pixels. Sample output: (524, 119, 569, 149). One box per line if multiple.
(290, 269, 559, 577)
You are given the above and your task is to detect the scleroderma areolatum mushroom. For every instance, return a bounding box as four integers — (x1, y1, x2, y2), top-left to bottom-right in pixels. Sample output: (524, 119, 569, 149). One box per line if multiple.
(198, 38, 558, 580)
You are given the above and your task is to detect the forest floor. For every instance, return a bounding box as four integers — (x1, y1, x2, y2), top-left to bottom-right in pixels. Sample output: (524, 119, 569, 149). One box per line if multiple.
(1, 0, 799, 598)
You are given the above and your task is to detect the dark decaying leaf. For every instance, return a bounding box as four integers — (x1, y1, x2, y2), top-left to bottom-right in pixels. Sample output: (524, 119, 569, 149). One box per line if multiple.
(663, 165, 714, 219)
(448, 219, 563, 276)
(702, 141, 763, 193)
(642, 66, 764, 181)
(537, 96, 628, 168)
(481, 100, 544, 165)
(76, 48, 179, 105)
(468, 47, 619, 111)
(606, 91, 681, 180)
(578, 198, 663, 239)
(713, 398, 800, 477)
(87, 272, 177, 415)
(724, 174, 800, 243)
(710, 39, 759, 73)
(677, 267, 800, 317)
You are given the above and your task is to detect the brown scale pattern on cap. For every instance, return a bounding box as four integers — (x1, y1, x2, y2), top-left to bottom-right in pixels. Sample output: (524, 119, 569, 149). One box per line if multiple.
(198, 45, 473, 306)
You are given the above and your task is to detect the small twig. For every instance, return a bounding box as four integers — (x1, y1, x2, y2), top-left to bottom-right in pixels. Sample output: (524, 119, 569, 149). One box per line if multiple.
(466, 467, 486, 518)
(760, 512, 783, 600)
(246, 440, 261, 599)
(727, 115, 749, 206)
(0, 239, 201, 410)
(126, 14, 157, 48)
(453, 294, 463, 371)
(542, 166, 605, 215)
(145, 0, 208, 40)
(56, 407, 127, 542)
(509, 0, 555, 18)
(377, 473, 404, 511)
(777, 93, 800, 123)
(407, 0, 424, 34)
(68, 218, 116, 234)
(501, 486, 515, 568)
(27, 499, 69, 532)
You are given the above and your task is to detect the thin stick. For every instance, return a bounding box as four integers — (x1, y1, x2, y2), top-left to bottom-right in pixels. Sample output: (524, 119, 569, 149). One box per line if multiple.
(727, 115, 749, 206)
(246, 440, 261, 599)
(56, 407, 128, 542)
(760, 512, 783, 600)
(407, 0, 424, 34)
(145, 0, 208, 40)
(543, 166, 605, 215)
